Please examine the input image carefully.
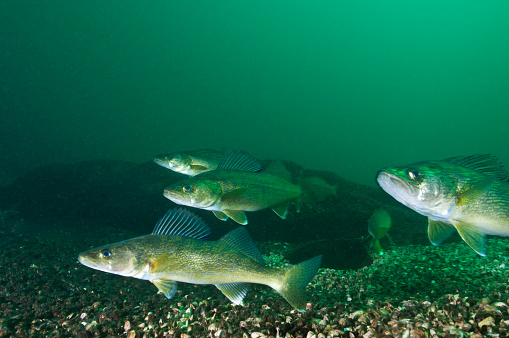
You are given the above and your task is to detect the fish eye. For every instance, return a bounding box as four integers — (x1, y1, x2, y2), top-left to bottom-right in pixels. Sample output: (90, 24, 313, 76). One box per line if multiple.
(183, 185, 193, 192)
(407, 170, 422, 181)
(101, 249, 112, 258)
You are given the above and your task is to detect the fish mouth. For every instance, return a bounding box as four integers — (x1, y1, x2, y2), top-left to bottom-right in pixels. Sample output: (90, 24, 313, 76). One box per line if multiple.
(377, 170, 418, 205)
(77, 252, 94, 268)
(163, 188, 188, 205)
(154, 158, 170, 169)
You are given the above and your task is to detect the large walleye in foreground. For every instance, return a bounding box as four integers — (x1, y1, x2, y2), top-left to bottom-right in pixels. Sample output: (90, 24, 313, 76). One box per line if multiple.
(163, 151, 306, 225)
(78, 208, 322, 311)
(377, 154, 509, 256)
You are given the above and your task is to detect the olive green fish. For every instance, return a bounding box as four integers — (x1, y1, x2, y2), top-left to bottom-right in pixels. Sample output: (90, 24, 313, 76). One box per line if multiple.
(377, 154, 509, 256)
(163, 151, 303, 225)
(154, 149, 224, 176)
(367, 207, 394, 255)
(78, 208, 321, 311)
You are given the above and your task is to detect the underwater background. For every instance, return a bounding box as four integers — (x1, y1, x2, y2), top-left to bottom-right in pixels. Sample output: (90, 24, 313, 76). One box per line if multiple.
(2, 1, 509, 337)
(2, 0, 509, 187)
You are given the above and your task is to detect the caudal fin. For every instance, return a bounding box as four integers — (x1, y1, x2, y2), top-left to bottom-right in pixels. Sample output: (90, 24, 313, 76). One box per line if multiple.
(278, 255, 322, 312)
(300, 176, 337, 202)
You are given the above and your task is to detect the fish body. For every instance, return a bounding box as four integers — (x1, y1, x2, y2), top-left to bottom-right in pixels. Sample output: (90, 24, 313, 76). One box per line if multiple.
(154, 149, 224, 176)
(367, 208, 393, 254)
(377, 154, 509, 256)
(78, 209, 321, 311)
(163, 151, 302, 224)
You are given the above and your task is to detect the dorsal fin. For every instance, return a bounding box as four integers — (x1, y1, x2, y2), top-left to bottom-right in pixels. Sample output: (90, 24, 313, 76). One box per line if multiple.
(217, 150, 262, 172)
(265, 160, 292, 181)
(219, 227, 264, 265)
(445, 154, 509, 181)
(152, 208, 211, 239)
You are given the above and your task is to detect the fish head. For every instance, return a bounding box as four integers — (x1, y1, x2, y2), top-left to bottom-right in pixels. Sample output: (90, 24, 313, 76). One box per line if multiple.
(78, 240, 139, 277)
(164, 179, 222, 209)
(377, 161, 456, 218)
(154, 153, 192, 172)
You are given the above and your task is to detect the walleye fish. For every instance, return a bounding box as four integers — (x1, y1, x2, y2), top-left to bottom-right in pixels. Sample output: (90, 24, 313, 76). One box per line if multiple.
(163, 151, 303, 225)
(367, 207, 394, 255)
(154, 149, 224, 176)
(377, 154, 509, 256)
(78, 208, 322, 311)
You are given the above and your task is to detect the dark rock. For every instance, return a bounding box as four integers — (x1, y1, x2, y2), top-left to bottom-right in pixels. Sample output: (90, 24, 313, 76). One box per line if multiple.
(0, 159, 441, 269)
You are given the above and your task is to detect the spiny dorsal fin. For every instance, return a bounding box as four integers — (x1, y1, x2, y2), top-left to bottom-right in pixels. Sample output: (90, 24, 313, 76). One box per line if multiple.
(215, 283, 250, 305)
(265, 160, 292, 181)
(217, 150, 262, 172)
(428, 219, 456, 245)
(153, 208, 211, 239)
(445, 154, 509, 181)
(219, 227, 264, 264)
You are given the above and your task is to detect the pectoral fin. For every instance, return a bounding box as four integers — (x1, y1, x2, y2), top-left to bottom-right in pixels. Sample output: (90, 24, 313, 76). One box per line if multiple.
(190, 164, 208, 171)
(215, 283, 250, 305)
(428, 219, 456, 246)
(152, 279, 178, 299)
(223, 210, 248, 225)
(220, 188, 247, 203)
(450, 219, 486, 256)
(213, 211, 229, 221)
(272, 203, 290, 219)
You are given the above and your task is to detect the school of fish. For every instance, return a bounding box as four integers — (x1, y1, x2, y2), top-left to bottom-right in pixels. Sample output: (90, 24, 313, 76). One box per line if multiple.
(79, 149, 509, 311)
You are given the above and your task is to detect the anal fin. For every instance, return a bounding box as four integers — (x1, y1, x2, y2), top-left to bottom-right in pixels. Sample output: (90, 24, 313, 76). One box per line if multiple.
(152, 279, 178, 299)
(216, 283, 250, 305)
(451, 219, 486, 256)
(428, 219, 456, 246)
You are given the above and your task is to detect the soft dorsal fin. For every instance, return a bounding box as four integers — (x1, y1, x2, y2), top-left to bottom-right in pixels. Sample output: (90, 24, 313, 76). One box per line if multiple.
(219, 227, 264, 264)
(217, 150, 262, 172)
(265, 160, 292, 181)
(153, 208, 211, 239)
(445, 154, 509, 181)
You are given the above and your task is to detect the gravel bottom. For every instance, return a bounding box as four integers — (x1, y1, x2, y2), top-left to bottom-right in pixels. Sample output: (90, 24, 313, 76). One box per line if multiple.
(2, 216, 509, 338)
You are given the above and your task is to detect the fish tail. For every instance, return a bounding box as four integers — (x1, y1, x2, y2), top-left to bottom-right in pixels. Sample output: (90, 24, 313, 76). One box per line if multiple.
(278, 255, 322, 312)
(300, 176, 337, 202)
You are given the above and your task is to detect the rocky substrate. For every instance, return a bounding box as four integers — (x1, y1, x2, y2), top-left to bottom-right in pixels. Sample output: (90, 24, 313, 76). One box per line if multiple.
(2, 212, 509, 337)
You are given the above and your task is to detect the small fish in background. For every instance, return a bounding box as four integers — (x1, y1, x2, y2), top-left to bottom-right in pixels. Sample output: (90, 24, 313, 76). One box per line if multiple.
(154, 149, 224, 176)
(299, 176, 337, 202)
(78, 208, 322, 312)
(163, 150, 303, 225)
(377, 154, 509, 256)
(367, 207, 394, 255)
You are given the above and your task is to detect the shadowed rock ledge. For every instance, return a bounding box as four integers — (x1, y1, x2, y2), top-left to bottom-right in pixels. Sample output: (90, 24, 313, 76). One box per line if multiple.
(0, 159, 439, 270)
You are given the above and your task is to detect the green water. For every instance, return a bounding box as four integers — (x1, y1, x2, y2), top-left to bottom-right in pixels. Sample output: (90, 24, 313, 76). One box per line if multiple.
(2, 1, 509, 186)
